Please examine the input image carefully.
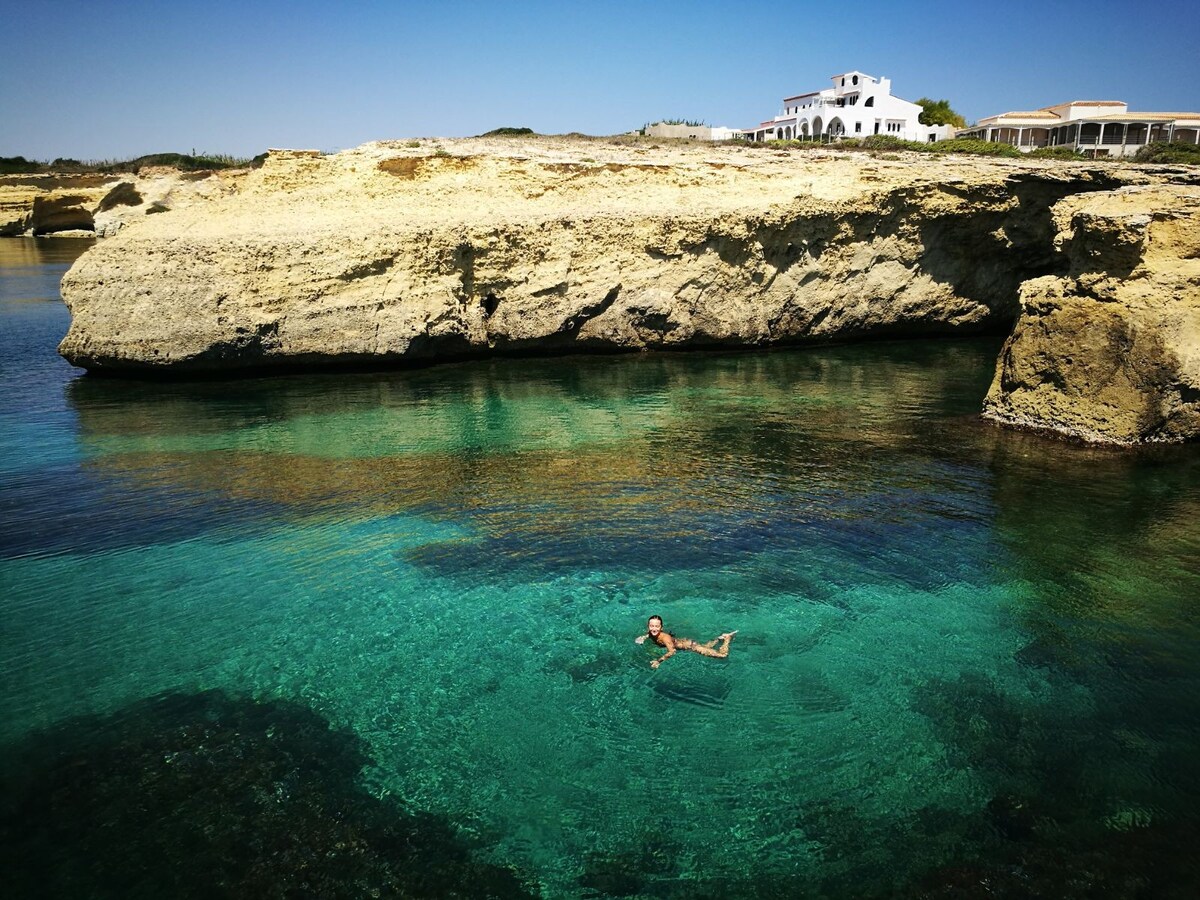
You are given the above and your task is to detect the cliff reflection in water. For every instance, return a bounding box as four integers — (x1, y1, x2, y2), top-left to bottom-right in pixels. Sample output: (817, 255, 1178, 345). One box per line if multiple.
(65, 343, 1004, 586)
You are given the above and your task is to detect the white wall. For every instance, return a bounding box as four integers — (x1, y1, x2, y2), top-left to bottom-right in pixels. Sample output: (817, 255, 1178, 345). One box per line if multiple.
(756, 72, 952, 143)
(645, 123, 710, 140)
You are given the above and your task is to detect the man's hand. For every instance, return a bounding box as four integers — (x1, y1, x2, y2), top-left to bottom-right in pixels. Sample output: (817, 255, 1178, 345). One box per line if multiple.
(650, 658, 661, 669)
(634, 634, 647, 645)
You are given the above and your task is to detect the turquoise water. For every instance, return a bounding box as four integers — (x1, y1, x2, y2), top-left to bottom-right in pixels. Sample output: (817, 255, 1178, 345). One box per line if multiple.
(2, 237, 1199, 897)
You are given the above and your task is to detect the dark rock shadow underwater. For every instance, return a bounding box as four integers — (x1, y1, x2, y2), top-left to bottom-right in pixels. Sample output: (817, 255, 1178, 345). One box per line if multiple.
(0, 690, 536, 899)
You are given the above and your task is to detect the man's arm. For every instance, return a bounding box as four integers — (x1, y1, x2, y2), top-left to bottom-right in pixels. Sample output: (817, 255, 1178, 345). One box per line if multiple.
(650, 634, 677, 669)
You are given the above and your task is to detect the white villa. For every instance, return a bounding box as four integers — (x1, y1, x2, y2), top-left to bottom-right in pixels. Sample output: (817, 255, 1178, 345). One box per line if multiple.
(744, 71, 955, 143)
(957, 101, 1200, 157)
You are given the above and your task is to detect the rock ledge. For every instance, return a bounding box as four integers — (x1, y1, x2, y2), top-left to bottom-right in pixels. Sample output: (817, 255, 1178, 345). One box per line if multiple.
(983, 185, 1200, 445)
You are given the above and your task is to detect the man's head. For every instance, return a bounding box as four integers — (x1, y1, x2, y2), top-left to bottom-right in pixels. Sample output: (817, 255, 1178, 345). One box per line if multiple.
(647, 615, 663, 637)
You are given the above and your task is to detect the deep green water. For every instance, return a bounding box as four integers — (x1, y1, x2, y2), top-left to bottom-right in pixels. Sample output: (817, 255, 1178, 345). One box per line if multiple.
(2, 237, 1199, 897)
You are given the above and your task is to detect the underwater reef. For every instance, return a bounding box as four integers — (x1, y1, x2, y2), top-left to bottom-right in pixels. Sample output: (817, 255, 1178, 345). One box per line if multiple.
(0, 690, 536, 899)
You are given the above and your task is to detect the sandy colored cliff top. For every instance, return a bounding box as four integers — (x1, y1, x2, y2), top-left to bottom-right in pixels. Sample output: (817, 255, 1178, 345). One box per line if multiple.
(192, 136, 1172, 236)
(7, 136, 1191, 240)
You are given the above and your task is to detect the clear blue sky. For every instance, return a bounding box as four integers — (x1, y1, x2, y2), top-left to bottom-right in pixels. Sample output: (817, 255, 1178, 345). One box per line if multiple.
(2, 0, 1197, 160)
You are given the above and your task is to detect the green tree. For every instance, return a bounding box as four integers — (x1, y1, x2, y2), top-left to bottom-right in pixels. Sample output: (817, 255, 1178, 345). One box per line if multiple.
(915, 98, 966, 129)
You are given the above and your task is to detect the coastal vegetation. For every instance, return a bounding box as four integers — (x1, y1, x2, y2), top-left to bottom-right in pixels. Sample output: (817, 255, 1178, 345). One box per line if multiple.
(758, 135, 1021, 156)
(640, 118, 708, 134)
(0, 152, 261, 175)
(915, 97, 967, 128)
(478, 127, 537, 137)
(756, 134, 1092, 159)
(1134, 141, 1200, 164)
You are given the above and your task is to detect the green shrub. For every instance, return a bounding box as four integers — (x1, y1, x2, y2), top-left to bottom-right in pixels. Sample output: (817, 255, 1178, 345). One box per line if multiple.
(860, 135, 926, 152)
(645, 118, 707, 128)
(1028, 146, 1086, 160)
(916, 98, 967, 129)
(761, 138, 826, 149)
(479, 127, 536, 137)
(1133, 141, 1200, 164)
(86, 152, 254, 174)
(0, 155, 43, 174)
(931, 138, 1023, 157)
(0, 152, 257, 175)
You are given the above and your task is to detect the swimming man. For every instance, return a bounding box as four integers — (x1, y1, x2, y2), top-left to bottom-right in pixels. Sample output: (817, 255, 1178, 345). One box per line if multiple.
(635, 615, 736, 669)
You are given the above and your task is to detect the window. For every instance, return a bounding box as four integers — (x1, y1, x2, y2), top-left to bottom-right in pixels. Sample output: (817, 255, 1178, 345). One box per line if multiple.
(852, 75, 859, 85)
(864, 96, 874, 107)
(855, 122, 862, 133)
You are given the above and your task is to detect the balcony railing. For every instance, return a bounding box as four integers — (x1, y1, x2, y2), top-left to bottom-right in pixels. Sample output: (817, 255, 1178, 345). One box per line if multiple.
(1075, 134, 1151, 146)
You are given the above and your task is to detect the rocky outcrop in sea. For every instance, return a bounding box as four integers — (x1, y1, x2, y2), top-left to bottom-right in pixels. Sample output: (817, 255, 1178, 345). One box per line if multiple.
(0, 168, 245, 238)
(50, 137, 1200, 444)
(983, 185, 1200, 445)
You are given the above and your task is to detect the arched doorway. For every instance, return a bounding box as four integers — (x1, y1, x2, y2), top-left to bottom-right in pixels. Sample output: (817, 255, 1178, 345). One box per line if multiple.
(812, 116, 823, 138)
(827, 117, 845, 138)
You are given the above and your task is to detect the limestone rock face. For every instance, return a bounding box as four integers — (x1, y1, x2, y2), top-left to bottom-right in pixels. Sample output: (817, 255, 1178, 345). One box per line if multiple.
(984, 185, 1200, 444)
(0, 175, 111, 236)
(0, 170, 245, 237)
(60, 138, 1171, 375)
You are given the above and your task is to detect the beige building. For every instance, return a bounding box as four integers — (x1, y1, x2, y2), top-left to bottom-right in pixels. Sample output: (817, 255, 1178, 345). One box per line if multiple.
(643, 122, 739, 141)
(958, 100, 1200, 157)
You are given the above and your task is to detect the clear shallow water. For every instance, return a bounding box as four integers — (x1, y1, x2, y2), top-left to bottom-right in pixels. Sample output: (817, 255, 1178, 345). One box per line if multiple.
(2, 237, 1199, 897)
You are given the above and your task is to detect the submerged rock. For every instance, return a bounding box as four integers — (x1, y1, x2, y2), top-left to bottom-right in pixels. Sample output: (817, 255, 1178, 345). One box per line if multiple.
(984, 185, 1200, 444)
(0, 690, 536, 899)
(56, 138, 1168, 375)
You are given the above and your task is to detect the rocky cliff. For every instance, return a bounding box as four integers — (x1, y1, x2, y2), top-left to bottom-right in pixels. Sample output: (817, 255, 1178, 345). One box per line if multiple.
(0, 169, 245, 237)
(57, 139, 1165, 372)
(52, 137, 1200, 441)
(983, 185, 1200, 445)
